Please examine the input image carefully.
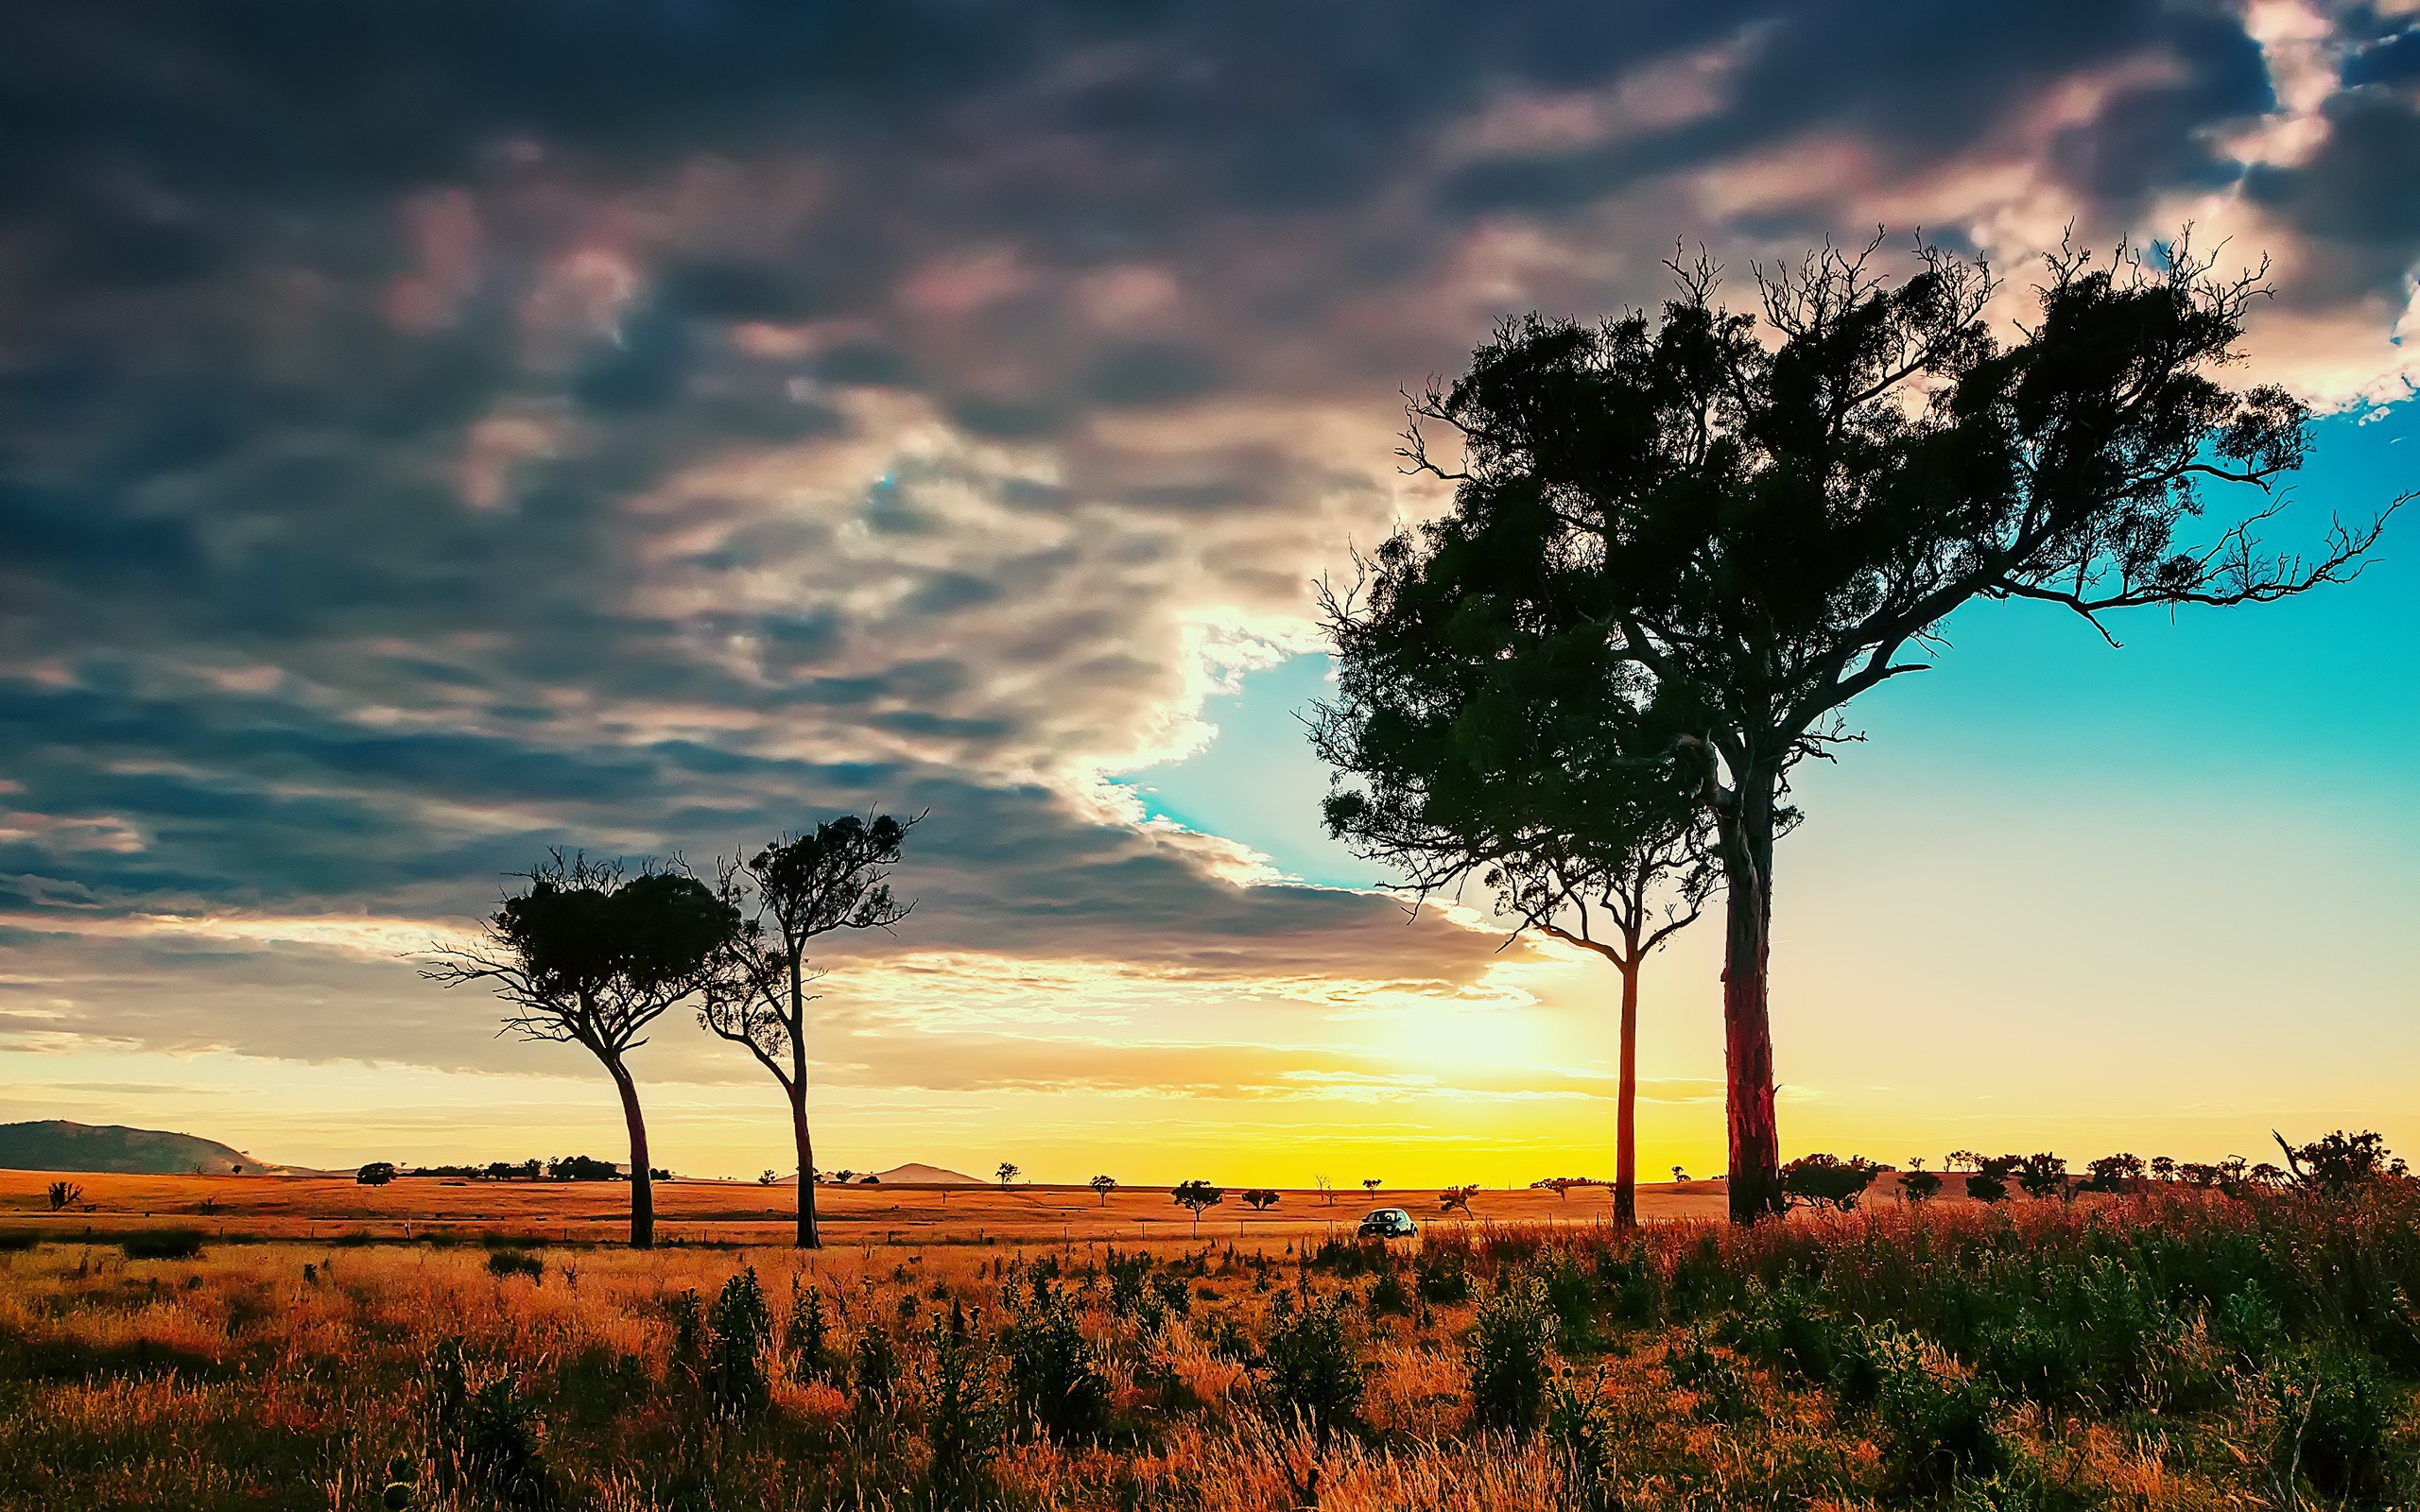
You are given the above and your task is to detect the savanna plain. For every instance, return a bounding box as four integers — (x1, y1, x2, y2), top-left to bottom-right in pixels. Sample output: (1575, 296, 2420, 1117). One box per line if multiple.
(3, 1163, 2416, 1512)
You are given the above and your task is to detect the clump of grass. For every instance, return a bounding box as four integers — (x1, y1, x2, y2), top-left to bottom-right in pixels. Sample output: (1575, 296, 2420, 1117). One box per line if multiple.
(119, 1229, 204, 1261)
(485, 1248, 544, 1282)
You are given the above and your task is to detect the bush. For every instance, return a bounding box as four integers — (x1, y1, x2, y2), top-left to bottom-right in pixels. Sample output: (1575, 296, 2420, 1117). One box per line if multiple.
(2276, 1130, 2409, 1197)
(1729, 1272, 1846, 1381)
(486, 1249, 544, 1282)
(1901, 1168, 1944, 1204)
(424, 1338, 555, 1511)
(2270, 1348, 2398, 1504)
(1467, 1277, 1557, 1434)
(702, 1267, 773, 1418)
(2015, 1154, 2069, 1201)
(786, 1273, 831, 1380)
(852, 1321, 899, 1416)
(1839, 1323, 2001, 1495)
(120, 1229, 205, 1261)
(1414, 1245, 1471, 1303)
(920, 1301, 1008, 1501)
(0, 1230, 36, 1253)
(1001, 1280, 1108, 1439)
(1546, 1367, 1620, 1512)
(1260, 1293, 1365, 1447)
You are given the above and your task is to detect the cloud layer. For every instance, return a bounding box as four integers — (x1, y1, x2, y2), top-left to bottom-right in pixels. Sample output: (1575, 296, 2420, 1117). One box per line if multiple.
(3, 0, 2416, 1135)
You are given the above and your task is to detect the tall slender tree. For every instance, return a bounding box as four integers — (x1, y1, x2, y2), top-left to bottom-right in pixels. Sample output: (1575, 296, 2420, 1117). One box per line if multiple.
(1376, 236, 2399, 1220)
(425, 852, 732, 1248)
(1312, 600, 1715, 1226)
(702, 814, 916, 1248)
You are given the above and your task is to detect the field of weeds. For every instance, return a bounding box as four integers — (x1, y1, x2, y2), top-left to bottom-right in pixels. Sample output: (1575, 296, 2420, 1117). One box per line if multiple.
(2, 1189, 2415, 1511)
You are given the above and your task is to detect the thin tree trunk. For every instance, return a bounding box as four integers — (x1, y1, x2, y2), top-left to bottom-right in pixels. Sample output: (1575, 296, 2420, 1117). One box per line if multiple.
(1615, 957, 1639, 1228)
(610, 1057, 654, 1249)
(1720, 768, 1782, 1224)
(792, 955, 818, 1249)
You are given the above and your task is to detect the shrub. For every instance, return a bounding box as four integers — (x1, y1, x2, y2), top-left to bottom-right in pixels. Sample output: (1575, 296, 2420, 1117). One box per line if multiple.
(121, 1228, 205, 1261)
(486, 1249, 544, 1282)
(786, 1273, 831, 1380)
(852, 1321, 899, 1414)
(1366, 1264, 1412, 1317)
(0, 1230, 37, 1253)
(1900, 1163, 1944, 1204)
(702, 1267, 773, 1418)
(1666, 1324, 1756, 1422)
(2270, 1348, 2398, 1504)
(1546, 1367, 1620, 1512)
(2275, 1129, 2408, 1197)
(1105, 1249, 1150, 1319)
(1260, 1292, 1365, 1447)
(1001, 1281, 1108, 1438)
(45, 1180, 82, 1211)
(2080, 1153, 2145, 1194)
(1467, 1277, 1557, 1434)
(921, 1300, 1008, 1501)
(1966, 1156, 2020, 1205)
(1780, 1153, 1884, 1211)
(357, 1161, 397, 1186)
(2015, 1153, 2069, 1201)
(1729, 1272, 1846, 1381)
(1414, 1245, 1471, 1304)
(424, 1338, 555, 1511)
(1839, 1323, 2001, 1495)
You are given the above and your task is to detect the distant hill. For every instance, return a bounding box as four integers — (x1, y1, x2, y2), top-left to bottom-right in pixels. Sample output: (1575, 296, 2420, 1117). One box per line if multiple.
(0, 1120, 270, 1175)
(873, 1161, 984, 1185)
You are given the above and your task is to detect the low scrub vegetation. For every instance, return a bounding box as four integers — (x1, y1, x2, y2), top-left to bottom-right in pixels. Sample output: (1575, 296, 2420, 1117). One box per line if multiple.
(3, 1163, 2418, 1508)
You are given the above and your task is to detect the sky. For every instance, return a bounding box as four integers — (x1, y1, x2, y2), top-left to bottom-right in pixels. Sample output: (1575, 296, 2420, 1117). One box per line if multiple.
(1, 1, 2415, 1188)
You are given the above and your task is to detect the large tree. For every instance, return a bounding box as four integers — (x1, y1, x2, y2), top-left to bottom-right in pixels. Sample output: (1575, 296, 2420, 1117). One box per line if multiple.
(1372, 238, 2399, 1221)
(701, 814, 915, 1248)
(1311, 593, 1715, 1227)
(425, 852, 733, 1247)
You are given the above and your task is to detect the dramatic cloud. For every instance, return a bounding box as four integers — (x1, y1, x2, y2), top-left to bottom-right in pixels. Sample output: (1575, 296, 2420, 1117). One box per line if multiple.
(2, 0, 2414, 1144)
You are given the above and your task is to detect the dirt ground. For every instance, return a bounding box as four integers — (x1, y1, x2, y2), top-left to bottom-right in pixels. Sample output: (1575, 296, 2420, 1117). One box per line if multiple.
(0, 1169, 1751, 1246)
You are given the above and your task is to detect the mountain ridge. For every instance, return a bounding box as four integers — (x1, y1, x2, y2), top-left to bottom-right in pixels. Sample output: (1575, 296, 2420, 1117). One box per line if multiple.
(0, 1119, 277, 1176)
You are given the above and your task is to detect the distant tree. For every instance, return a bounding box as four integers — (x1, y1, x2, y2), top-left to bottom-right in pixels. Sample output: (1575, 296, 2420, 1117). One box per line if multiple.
(1313, 1174, 1334, 1206)
(2274, 1129, 2408, 1196)
(702, 814, 917, 1250)
(2247, 1161, 2289, 1189)
(1439, 1184, 1479, 1215)
(996, 1162, 1019, 1190)
(2080, 1153, 2146, 1194)
(1090, 1175, 1116, 1207)
(355, 1161, 397, 1187)
(1778, 1154, 1882, 1211)
(1541, 1177, 1577, 1201)
(1242, 1189, 1280, 1211)
(2016, 1153, 2069, 1201)
(1172, 1180, 1224, 1235)
(45, 1180, 81, 1211)
(830, 1168, 856, 1186)
(548, 1154, 625, 1182)
(856, 1174, 877, 1184)
(1369, 238, 2397, 1220)
(759, 1169, 778, 1187)
(1898, 1158, 1943, 1204)
(1966, 1155, 2020, 1205)
(1361, 1178, 1381, 1197)
(1671, 1166, 1688, 1184)
(2150, 1156, 2178, 1183)
(424, 851, 734, 1249)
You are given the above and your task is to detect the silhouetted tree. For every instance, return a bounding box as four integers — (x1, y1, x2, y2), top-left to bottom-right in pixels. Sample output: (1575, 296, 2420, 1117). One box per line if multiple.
(1361, 1178, 1381, 1197)
(1899, 1158, 1943, 1204)
(996, 1162, 1019, 1190)
(425, 851, 734, 1248)
(1242, 1188, 1281, 1211)
(1358, 235, 2398, 1220)
(701, 813, 916, 1249)
(45, 1180, 80, 1211)
(2274, 1129, 2408, 1196)
(1779, 1153, 1882, 1211)
(1314, 596, 1714, 1228)
(1090, 1175, 1116, 1207)
(1439, 1184, 1478, 1215)
(1172, 1179, 1224, 1235)
(356, 1161, 396, 1187)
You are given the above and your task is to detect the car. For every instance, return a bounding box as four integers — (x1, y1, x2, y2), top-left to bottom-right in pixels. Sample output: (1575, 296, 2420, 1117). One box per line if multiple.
(1357, 1207, 1418, 1240)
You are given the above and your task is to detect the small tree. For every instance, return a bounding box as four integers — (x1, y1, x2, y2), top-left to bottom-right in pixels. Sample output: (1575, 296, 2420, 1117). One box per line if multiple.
(1361, 1178, 1381, 1197)
(1439, 1184, 1479, 1215)
(758, 1169, 777, 1187)
(1242, 1188, 1280, 1211)
(2080, 1153, 2146, 1194)
(356, 1161, 397, 1187)
(2274, 1129, 2408, 1196)
(1090, 1175, 1116, 1207)
(702, 813, 916, 1250)
(1313, 1174, 1334, 1206)
(1899, 1158, 1943, 1204)
(45, 1180, 81, 1211)
(1965, 1156, 2020, 1205)
(1542, 1177, 1576, 1201)
(1172, 1180, 1224, 1235)
(1671, 1166, 1687, 1184)
(2015, 1153, 2069, 1201)
(425, 851, 734, 1248)
(830, 1169, 856, 1186)
(996, 1162, 1020, 1190)
(1779, 1153, 1882, 1211)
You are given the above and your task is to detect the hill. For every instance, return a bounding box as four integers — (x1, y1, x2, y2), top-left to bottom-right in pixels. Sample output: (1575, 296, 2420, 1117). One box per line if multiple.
(0, 1120, 268, 1176)
(870, 1162, 984, 1186)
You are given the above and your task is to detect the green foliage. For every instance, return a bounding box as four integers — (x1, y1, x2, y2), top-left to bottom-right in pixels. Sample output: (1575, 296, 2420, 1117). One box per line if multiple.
(1259, 1292, 1365, 1446)
(701, 1267, 773, 1418)
(424, 1338, 555, 1511)
(1000, 1280, 1107, 1439)
(852, 1321, 899, 1415)
(1466, 1277, 1557, 1434)
(919, 1300, 1009, 1503)
(2269, 1348, 2401, 1504)
(1728, 1273, 1846, 1381)
(1839, 1322, 2002, 1495)
(1413, 1245, 1471, 1304)
(786, 1272, 831, 1380)
(1546, 1367, 1621, 1512)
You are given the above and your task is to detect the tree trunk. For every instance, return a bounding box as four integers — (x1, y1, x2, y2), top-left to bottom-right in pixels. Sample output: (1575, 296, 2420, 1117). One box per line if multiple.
(792, 959, 819, 1249)
(610, 1057, 655, 1249)
(1719, 766, 1782, 1224)
(1615, 957, 1640, 1228)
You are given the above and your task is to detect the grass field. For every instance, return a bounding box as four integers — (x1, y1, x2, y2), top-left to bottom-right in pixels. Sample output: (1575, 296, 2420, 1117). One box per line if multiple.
(0, 1170, 1736, 1246)
(3, 1177, 2415, 1510)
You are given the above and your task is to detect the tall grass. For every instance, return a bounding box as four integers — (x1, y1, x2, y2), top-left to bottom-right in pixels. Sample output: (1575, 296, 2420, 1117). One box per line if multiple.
(0, 1188, 2413, 1508)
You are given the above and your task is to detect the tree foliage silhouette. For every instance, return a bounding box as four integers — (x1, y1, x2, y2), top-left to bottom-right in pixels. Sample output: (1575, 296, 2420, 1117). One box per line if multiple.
(425, 851, 733, 1248)
(1342, 234, 2399, 1221)
(1314, 577, 1715, 1226)
(701, 813, 916, 1248)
